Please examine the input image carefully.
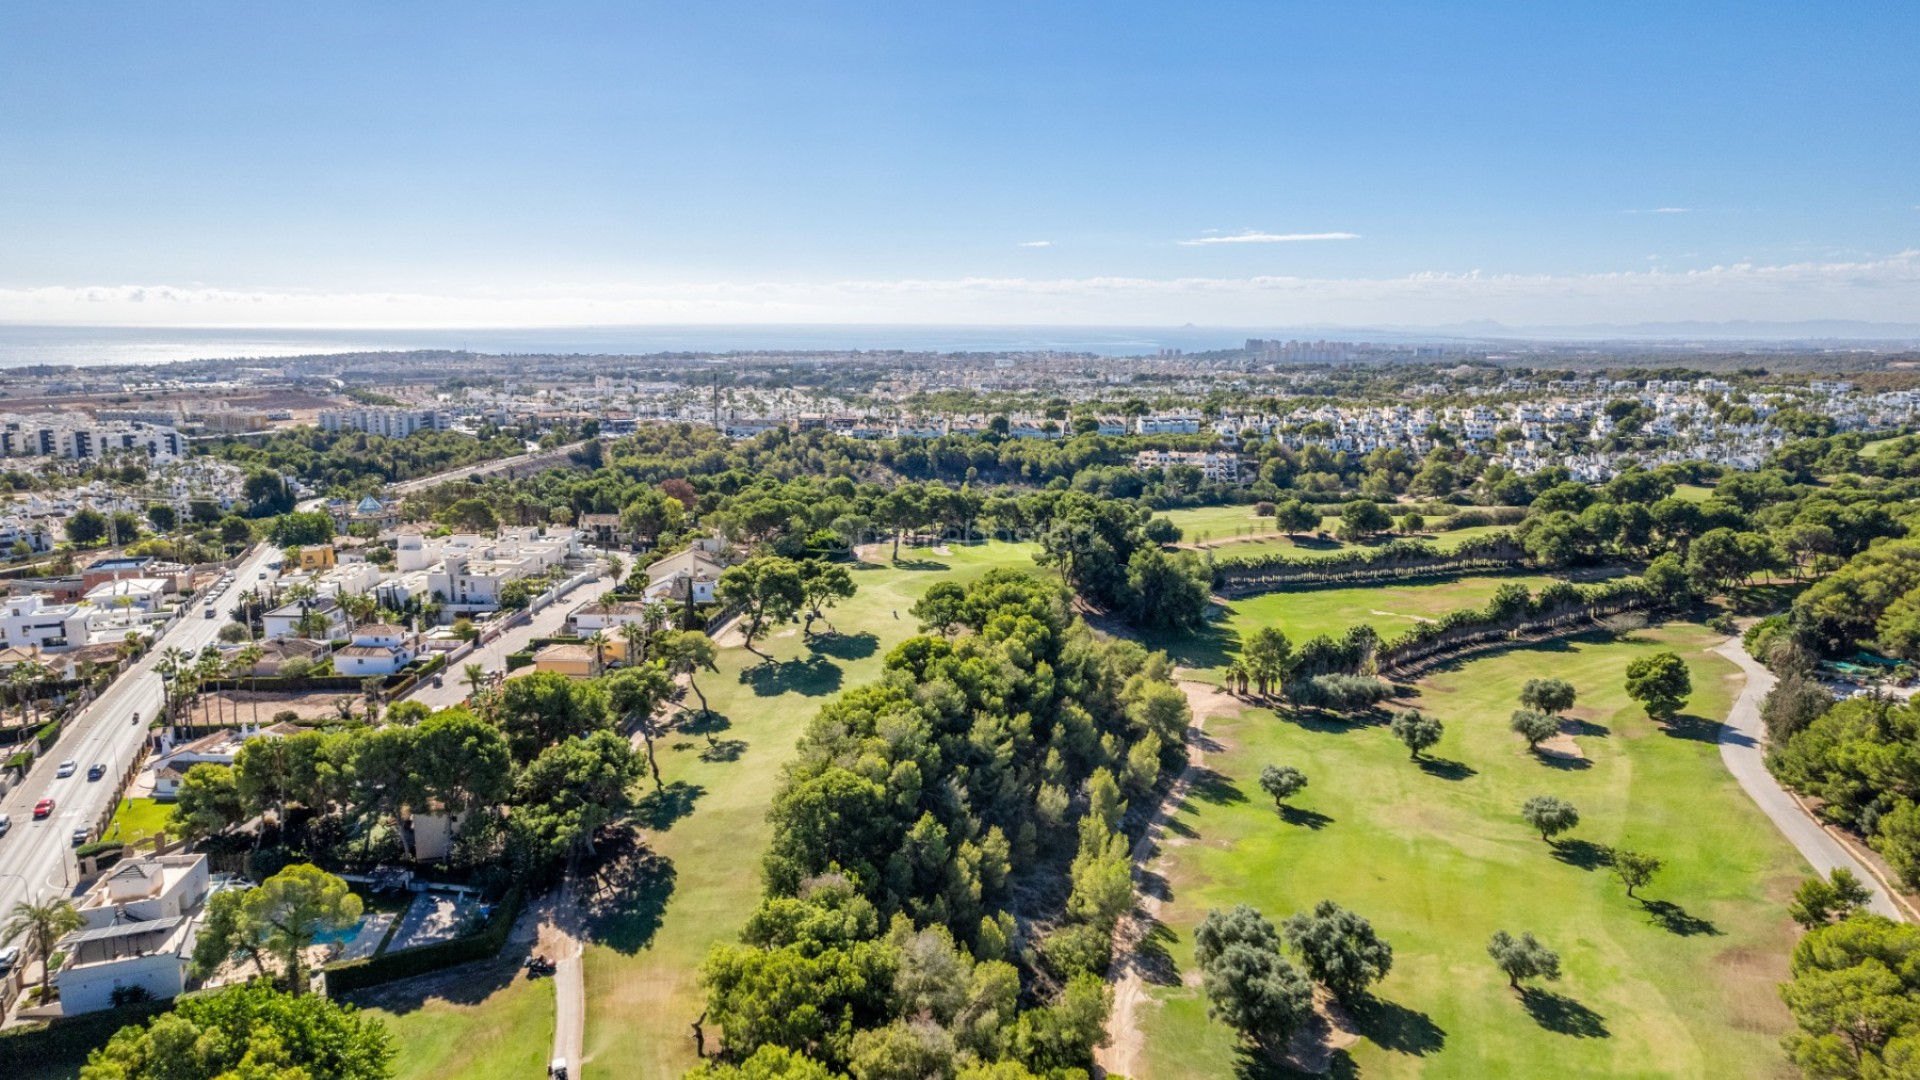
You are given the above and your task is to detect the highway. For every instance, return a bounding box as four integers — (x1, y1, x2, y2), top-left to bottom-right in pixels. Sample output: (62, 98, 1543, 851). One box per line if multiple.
(0, 544, 281, 934)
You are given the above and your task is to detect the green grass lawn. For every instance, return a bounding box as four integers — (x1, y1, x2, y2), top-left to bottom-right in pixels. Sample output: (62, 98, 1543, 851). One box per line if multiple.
(1672, 483, 1715, 503)
(358, 961, 555, 1080)
(104, 797, 172, 845)
(578, 540, 1039, 1080)
(1134, 622, 1806, 1079)
(1198, 524, 1514, 563)
(1154, 572, 1577, 676)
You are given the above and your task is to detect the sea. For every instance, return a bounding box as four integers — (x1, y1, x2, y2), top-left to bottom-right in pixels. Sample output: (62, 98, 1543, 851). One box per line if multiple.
(0, 324, 1268, 368)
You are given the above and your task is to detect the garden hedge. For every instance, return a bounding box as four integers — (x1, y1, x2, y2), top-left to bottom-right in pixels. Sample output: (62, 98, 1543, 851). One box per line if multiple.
(325, 885, 523, 993)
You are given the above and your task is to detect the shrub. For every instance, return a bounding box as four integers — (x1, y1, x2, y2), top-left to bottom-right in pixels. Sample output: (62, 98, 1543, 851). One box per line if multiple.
(1285, 674, 1391, 711)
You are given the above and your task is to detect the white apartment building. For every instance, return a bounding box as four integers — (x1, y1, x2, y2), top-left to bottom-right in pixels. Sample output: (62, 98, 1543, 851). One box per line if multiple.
(0, 593, 93, 652)
(1135, 413, 1203, 435)
(318, 407, 453, 438)
(0, 414, 184, 462)
(1133, 449, 1242, 482)
(55, 854, 211, 1015)
(421, 527, 578, 612)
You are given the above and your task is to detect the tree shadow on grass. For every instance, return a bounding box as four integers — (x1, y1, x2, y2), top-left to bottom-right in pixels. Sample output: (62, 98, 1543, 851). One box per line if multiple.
(1146, 616, 1239, 672)
(677, 708, 730, 740)
(698, 738, 747, 763)
(1416, 757, 1476, 781)
(1563, 718, 1610, 738)
(1534, 749, 1592, 771)
(1519, 987, 1610, 1038)
(1659, 713, 1723, 743)
(583, 833, 677, 956)
(889, 557, 949, 573)
(1189, 767, 1248, 806)
(1233, 1048, 1359, 1080)
(739, 654, 842, 697)
(1284, 708, 1366, 735)
(807, 630, 878, 662)
(344, 954, 521, 1014)
(1642, 899, 1722, 937)
(1550, 838, 1612, 871)
(1347, 994, 1447, 1056)
(634, 780, 704, 831)
(1279, 805, 1334, 829)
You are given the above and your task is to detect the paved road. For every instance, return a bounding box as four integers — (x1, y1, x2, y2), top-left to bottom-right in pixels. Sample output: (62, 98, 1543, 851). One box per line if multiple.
(0, 545, 281, 923)
(1712, 636, 1904, 919)
(387, 440, 592, 497)
(400, 569, 615, 712)
(546, 875, 586, 1078)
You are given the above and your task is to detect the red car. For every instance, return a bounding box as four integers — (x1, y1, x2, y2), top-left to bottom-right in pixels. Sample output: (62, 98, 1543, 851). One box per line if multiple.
(32, 797, 54, 819)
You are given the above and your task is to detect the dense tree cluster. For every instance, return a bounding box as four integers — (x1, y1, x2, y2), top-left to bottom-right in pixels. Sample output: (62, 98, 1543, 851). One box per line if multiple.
(174, 674, 654, 882)
(1778, 915, 1920, 1078)
(1771, 696, 1920, 890)
(82, 983, 393, 1080)
(204, 425, 530, 504)
(697, 570, 1189, 1076)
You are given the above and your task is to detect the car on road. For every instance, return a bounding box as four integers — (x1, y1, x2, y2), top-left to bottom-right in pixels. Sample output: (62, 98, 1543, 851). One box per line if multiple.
(258, 570, 267, 579)
(87, 763, 106, 781)
(204, 606, 216, 618)
(33, 797, 55, 818)
(71, 827, 89, 846)
(0, 945, 19, 972)
(55, 760, 76, 777)
(0, 812, 11, 834)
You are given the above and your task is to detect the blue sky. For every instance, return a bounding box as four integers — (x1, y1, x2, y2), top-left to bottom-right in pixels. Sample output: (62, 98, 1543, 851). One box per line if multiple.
(1, 1, 1915, 327)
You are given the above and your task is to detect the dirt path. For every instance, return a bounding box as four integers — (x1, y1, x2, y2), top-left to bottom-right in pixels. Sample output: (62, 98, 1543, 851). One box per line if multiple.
(1096, 676, 1241, 1078)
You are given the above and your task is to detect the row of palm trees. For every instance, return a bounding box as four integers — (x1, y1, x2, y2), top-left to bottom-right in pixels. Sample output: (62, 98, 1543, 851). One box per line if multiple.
(156, 642, 269, 730)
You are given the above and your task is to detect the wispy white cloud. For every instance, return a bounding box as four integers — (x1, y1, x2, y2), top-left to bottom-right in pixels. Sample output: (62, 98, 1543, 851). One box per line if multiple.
(1177, 230, 1361, 246)
(5, 251, 1917, 327)
(1017, 240, 1052, 248)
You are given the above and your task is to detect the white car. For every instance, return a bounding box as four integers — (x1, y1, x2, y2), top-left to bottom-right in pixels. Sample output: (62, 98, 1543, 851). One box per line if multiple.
(0, 945, 19, 971)
(55, 760, 77, 778)
(0, 812, 12, 834)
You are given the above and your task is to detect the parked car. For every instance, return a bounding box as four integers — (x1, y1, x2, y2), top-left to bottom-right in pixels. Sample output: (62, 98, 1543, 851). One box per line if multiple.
(87, 763, 106, 781)
(0, 945, 20, 972)
(55, 760, 76, 778)
(33, 797, 55, 818)
(0, 812, 12, 834)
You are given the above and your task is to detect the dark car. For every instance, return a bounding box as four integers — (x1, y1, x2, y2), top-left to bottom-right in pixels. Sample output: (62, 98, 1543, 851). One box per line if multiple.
(87, 763, 106, 781)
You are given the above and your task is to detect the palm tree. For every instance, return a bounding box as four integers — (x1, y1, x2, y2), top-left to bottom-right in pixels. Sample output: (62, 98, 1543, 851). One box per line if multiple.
(194, 650, 224, 727)
(157, 645, 193, 724)
(618, 621, 647, 668)
(642, 599, 670, 638)
(1222, 660, 1250, 697)
(2, 897, 85, 1001)
(462, 662, 487, 700)
(585, 630, 610, 674)
(235, 643, 264, 727)
(340, 592, 377, 628)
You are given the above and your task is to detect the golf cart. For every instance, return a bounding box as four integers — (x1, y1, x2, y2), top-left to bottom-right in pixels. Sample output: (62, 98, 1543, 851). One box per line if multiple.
(548, 1058, 568, 1079)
